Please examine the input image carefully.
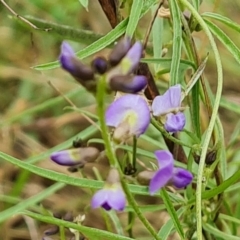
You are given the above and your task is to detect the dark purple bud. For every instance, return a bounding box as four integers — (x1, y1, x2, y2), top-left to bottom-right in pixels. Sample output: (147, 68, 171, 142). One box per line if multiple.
(206, 150, 216, 165)
(91, 56, 108, 74)
(59, 42, 94, 81)
(108, 37, 131, 66)
(109, 75, 147, 93)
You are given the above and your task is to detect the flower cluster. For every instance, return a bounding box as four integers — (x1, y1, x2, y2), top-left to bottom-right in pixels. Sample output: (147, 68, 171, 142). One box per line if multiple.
(59, 37, 147, 94)
(49, 37, 193, 212)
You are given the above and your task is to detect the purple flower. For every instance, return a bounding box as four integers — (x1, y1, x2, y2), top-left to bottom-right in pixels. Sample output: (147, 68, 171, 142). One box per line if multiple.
(59, 42, 94, 80)
(152, 84, 185, 132)
(107, 40, 146, 93)
(105, 94, 150, 142)
(50, 147, 100, 166)
(149, 150, 193, 195)
(91, 169, 126, 211)
(91, 185, 126, 211)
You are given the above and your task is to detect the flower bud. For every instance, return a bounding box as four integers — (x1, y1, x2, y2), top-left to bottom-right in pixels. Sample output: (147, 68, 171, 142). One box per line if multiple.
(50, 147, 100, 166)
(108, 37, 131, 66)
(109, 75, 147, 93)
(60, 42, 94, 80)
(91, 56, 108, 74)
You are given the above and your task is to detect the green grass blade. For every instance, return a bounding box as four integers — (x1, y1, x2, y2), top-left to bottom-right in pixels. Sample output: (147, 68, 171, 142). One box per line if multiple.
(203, 223, 240, 240)
(126, 0, 143, 38)
(220, 97, 240, 115)
(0, 182, 65, 223)
(152, 6, 163, 72)
(33, 0, 157, 71)
(168, 0, 182, 86)
(160, 189, 185, 239)
(34, 20, 127, 71)
(23, 210, 134, 240)
(192, 0, 200, 10)
(0, 151, 186, 201)
(25, 16, 102, 43)
(202, 12, 240, 32)
(204, 19, 240, 65)
(158, 208, 185, 239)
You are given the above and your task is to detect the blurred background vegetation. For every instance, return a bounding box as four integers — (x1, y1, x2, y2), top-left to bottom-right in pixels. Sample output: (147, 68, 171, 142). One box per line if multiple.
(1, 0, 240, 239)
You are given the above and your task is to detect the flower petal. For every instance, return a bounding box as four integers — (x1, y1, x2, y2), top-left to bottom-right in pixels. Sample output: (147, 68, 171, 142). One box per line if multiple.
(105, 94, 150, 138)
(122, 41, 142, 74)
(164, 112, 185, 132)
(168, 84, 181, 108)
(109, 37, 131, 66)
(149, 150, 174, 195)
(152, 84, 182, 116)
(91, 189, 109, 209)
(108, 188, 126, 211)
(172, 168, 193, 188)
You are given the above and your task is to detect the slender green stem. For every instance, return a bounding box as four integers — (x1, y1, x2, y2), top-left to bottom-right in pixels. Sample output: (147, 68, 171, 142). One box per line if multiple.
(121, 180, 162, 240)
(96, 76, 160, 239)
(96, 77, 117, 167)
(178, 1, 223, 239)
(151, 118, 194, 149)
(59, 226, 66, 240)
(132, 136, 137, 171)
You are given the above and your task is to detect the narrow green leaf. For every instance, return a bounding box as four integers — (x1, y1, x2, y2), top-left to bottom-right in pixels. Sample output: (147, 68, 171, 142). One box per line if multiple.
(168, 0, 182, 86)
(160, 189, 185, 239)
(0, 151, 187, 203)
(79, 0, 89, 11)
(192, 0, 200, 10)
(34, 20, 127, 71)
(220, 213, 240, 225)
(23, 210, 134, 240)
(184, 54, 208, 97)
(187, 169, 240, 204)
(158, 208, 185, 239)
(152, 6, 163, 72)
(25, 15, 102, 44)
(220, 97, 240, 115)
(141, 58, 195, 70)
(0, 182, 65, 223)
(202, 12, 240, 32)
(126, 0, 143, 38)
(33, 0, 157, 71)
(203, 223, 240, 240)
(204, 19, 240, 65)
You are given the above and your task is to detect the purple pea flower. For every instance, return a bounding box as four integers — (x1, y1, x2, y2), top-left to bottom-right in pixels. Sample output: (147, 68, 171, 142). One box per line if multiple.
(91, 169, 126, 211)
(149, 150, 193, 195)
(152, 84, 185, 133)
(105, 94, 150, 142)
(50, 147, 100, 166)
